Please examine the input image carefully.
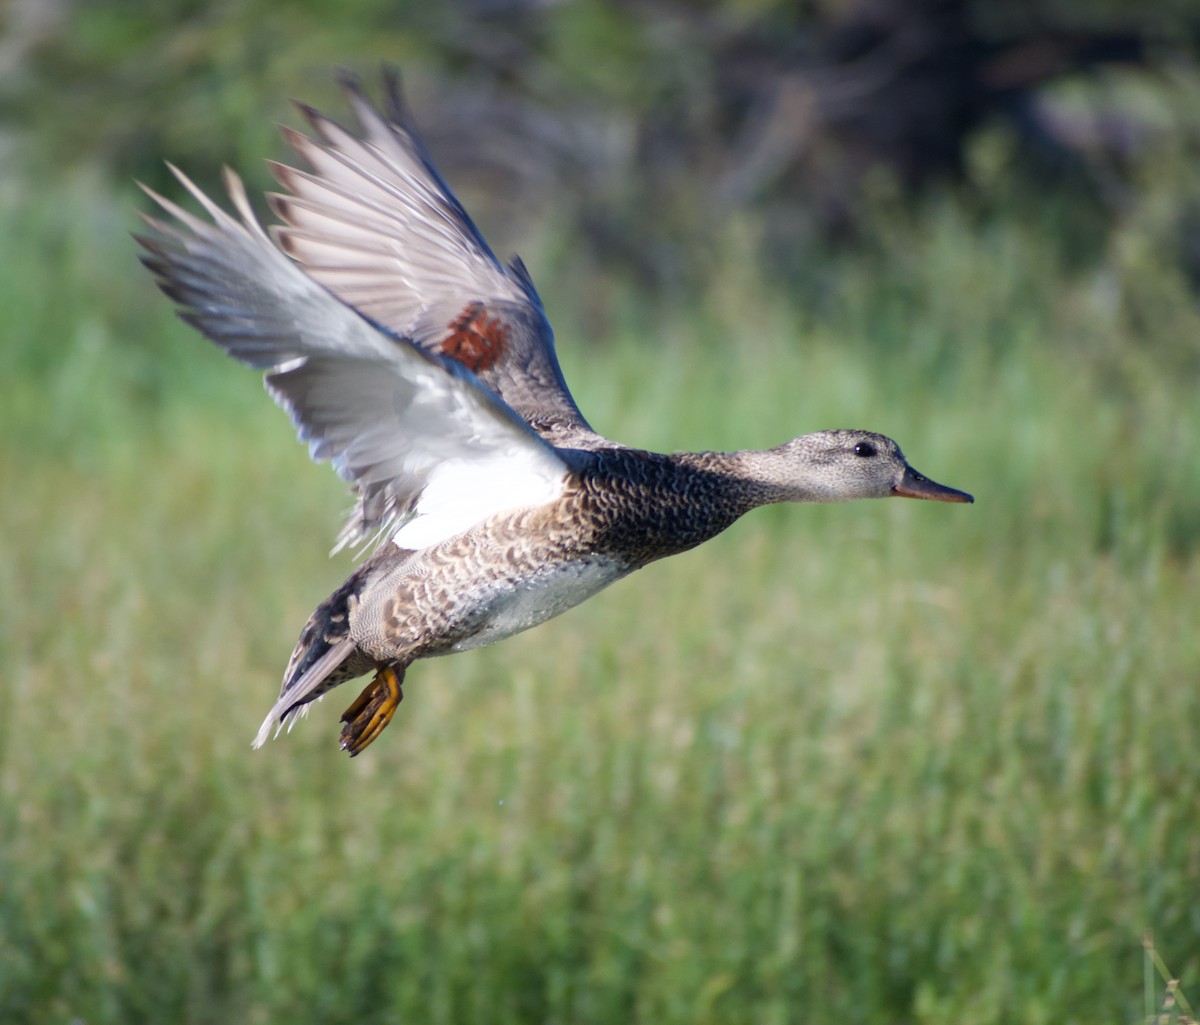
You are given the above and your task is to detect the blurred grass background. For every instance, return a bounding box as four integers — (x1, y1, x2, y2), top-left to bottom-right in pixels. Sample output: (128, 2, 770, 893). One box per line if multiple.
(2, 2, 1199, 1023)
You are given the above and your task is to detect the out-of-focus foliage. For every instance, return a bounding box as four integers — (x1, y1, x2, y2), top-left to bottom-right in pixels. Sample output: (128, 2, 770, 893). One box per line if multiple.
(5, 4, 1200, 1024)
(4, 0, 1200, 289)
(4, 163, 1200, 1025)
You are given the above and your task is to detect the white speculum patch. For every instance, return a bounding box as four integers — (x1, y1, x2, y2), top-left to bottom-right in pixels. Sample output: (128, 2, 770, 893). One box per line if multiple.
(393, 458, 567, 550)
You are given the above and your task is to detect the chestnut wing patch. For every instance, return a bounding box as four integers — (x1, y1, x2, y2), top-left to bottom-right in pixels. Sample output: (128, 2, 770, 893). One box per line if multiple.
(440, 302, 511, 373)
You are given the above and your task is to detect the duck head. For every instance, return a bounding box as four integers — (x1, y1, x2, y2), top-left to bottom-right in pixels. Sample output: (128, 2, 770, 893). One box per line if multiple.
(773, 430, 974, 504)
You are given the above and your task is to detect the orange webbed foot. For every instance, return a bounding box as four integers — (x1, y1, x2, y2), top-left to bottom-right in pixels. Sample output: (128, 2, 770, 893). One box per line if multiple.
(339, 665, 405, 756)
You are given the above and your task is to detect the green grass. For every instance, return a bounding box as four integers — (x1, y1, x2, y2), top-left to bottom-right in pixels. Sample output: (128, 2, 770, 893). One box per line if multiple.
(2, 174, 1198, 1025)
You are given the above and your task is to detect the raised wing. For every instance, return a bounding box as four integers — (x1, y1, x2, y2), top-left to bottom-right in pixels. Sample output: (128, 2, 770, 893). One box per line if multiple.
(137, 166, 569, 552)
(267, 69, 598, 447)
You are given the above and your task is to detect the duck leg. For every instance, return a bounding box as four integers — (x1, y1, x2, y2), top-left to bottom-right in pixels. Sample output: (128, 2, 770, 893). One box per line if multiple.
(339, 665, 405, 756)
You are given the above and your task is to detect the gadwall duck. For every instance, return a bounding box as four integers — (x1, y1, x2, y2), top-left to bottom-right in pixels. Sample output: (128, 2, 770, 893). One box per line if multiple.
(138, 71, 973, 756)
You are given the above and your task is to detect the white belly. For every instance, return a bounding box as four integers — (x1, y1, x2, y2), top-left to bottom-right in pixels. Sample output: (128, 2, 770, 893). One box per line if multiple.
(448, 556, 629, 652)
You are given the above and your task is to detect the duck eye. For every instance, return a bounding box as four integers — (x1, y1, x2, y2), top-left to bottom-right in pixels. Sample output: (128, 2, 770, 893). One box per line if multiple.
(853, 442, 876, 458)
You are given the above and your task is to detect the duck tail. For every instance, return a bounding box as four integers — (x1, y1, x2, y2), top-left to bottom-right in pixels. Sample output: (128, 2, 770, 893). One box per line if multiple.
(252, 636, 359, 748)
(253, 545, 420, 749)
(252, 567, 371, 748)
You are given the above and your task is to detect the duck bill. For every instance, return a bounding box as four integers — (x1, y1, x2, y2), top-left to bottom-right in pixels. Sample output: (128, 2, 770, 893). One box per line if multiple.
(892, 466, 974, 504)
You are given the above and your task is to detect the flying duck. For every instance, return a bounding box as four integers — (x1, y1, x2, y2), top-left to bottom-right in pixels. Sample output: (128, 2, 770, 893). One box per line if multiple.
(137, 70, 973, 755)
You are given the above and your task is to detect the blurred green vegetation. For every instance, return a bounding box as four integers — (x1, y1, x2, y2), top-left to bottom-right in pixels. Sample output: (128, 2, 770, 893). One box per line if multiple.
(3, 4, 1200, 1024)
(9, 0, 1200, 289)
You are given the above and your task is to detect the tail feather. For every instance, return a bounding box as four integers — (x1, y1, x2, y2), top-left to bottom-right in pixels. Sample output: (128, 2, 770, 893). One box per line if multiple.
(253, 637, 357, 748)
(252, 562, 373, 749)
(252, 543, 417, 749)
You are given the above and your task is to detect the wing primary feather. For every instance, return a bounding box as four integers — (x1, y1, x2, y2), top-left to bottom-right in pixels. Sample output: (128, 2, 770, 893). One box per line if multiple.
(263, 70, 598, 444)
(137, 76, 577, 554)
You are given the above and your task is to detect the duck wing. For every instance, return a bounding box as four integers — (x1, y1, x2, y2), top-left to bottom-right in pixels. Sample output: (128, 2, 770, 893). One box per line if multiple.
(267, 69, 599, 449)
(137, 166, 569, 553)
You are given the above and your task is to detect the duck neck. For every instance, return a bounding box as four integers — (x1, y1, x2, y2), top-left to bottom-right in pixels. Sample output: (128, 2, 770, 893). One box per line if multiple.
(677, 448, 831, 510)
